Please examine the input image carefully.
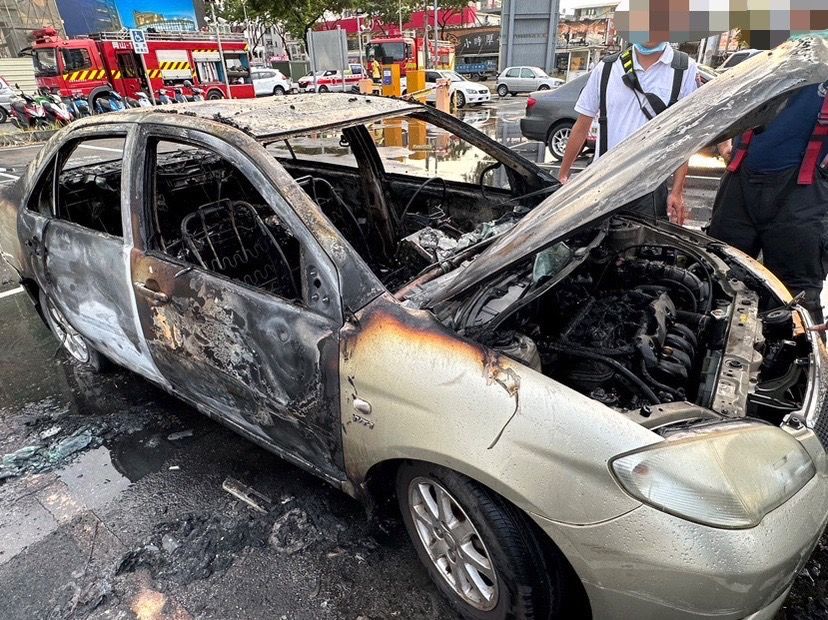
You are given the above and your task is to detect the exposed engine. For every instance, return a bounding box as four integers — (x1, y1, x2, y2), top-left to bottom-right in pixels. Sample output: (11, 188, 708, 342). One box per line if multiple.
(440, 219, 811, 424)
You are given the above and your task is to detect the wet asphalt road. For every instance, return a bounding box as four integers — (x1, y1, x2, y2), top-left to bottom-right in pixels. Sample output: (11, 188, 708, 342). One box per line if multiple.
(0, 97, 825, 620)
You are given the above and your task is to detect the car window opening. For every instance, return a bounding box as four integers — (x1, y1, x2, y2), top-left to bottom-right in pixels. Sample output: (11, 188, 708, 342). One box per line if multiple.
(54, 136, 126, 237)
(148, 140, 301, 301)
(267, 114, 538, 292)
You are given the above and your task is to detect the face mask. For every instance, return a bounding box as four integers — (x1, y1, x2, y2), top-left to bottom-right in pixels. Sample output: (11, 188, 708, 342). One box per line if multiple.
(634, 42, 668, 55)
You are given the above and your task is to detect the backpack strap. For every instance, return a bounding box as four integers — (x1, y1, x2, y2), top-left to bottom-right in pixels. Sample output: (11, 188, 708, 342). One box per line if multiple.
(598, 52, 620, 157)
(797, 93, 828, 185)
(727, 130, 755, 173)
(669, 50, 689, 106)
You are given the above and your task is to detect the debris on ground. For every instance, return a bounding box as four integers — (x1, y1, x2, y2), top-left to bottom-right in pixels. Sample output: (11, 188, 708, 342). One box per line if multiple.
(116, 512, 270, 585)
(222, 477, 272, 514)
(269, 507, 323, 555)
(782, 538, 828, 619)
(0, 428, 101, 481)
(166, 429, 193, 441)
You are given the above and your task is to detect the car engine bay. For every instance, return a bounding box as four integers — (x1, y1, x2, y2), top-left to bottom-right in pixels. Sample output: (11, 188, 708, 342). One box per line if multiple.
(424, 219, 812, 429)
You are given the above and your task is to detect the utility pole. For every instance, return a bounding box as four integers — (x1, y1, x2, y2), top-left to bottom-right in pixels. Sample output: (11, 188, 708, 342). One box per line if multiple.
(209, 0, 233, 99)
(356, 13, 364, 67)
(433, 0, 438, 69)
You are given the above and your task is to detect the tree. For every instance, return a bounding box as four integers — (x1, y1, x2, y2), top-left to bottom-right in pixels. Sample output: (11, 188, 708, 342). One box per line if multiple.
(434, 0, 471, 38)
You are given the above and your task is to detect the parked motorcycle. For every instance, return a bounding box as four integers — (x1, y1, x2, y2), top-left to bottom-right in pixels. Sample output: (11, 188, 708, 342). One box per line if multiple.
(135, 92, 152, 107)
(68, 90, 91, 119)
(157, 89, 173, 105)
(173, 86, 188, 104)
(94, 87, 125, 113)
(8, 92, 48, 129)
(191, 87, 205, 102)
(38, 88, 73, 126)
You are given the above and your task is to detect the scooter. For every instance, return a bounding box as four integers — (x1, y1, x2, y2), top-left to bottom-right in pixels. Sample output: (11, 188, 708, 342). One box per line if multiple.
(38, 88, 73, 126)
(157, 89, 173, 105)
(68, 91, 91, 118)
(191, 87, 205, 102)
(173, 86, 188, 103)
(94, 88, 125, 113)
(8, 92, 48, 129)
(135, 92, 152, 107)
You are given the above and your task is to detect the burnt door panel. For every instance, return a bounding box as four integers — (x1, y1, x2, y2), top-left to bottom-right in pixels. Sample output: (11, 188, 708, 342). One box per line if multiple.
(132, 253, 343, 478)
(43, 223, 153, 373)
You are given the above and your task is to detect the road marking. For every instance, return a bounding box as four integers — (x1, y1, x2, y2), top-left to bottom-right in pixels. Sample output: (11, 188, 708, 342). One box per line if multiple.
(0, 286, 24, 299)
(0, 171, 19, 180)
(78, 144, 123, 153)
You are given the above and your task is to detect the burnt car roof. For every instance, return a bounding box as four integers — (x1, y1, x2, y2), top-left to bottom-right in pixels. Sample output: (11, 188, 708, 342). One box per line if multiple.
(76, 94, 421, 140)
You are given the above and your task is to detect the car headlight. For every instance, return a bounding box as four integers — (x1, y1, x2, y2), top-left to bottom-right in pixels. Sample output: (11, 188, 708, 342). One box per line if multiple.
(610, 423, 815, 528)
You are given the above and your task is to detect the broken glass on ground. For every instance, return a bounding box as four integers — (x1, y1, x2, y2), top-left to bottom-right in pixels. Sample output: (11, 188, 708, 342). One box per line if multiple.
(0, 428, 100, 481)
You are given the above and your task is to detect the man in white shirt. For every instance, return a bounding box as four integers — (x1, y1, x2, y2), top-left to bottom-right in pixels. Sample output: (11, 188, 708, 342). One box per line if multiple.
(558, 42, 698, 222)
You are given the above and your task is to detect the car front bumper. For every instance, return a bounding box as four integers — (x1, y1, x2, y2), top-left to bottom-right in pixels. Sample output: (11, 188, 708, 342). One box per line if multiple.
(519, 115, 550, 142)
(464, 91, 491, 103)
(532, 441, 828, 620)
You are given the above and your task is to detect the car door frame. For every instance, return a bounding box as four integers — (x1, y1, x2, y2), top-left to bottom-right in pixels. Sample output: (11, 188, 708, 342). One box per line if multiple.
(16, 121, 167, 382)
(129, 121, 348, 484)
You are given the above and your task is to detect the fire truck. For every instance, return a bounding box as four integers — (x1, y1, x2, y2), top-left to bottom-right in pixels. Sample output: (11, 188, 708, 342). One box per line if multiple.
(31, 27, 255, 106)
(366, 36, 455, 77)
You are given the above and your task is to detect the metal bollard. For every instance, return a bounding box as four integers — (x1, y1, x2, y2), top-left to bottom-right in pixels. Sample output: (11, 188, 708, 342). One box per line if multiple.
(435, 79, 451, 113)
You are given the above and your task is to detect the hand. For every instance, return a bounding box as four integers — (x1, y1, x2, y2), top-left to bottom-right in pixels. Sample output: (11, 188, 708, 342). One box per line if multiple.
(559, 173, 570, 185)
(807, 323, 828, 333)
(667, 190, 686, 226)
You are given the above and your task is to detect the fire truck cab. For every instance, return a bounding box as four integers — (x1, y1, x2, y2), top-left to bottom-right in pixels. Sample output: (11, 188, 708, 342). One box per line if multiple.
(367, 36, 455, 77)
(31, 28, 255, 106)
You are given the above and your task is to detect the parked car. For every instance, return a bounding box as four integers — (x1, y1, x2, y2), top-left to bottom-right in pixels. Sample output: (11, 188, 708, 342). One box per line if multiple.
(496, 66, 563, 97)
(716, 48, 762, 73)
(251, 68, 297, 96)
(424, 70, 491, 108)
(0, 76, 14, 123)
(519, 73, 593, 160)
(2, 34, 828, 620)
(298, 64, 364, 93)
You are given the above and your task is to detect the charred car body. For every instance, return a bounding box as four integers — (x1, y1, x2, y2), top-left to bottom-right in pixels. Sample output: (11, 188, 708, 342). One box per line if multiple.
(2, 35, 828, 620)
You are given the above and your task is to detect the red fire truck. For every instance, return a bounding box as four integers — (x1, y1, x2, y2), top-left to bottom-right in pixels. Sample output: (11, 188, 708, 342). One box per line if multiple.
(31, 27, 255, 106)
(366, 36, 455, 77)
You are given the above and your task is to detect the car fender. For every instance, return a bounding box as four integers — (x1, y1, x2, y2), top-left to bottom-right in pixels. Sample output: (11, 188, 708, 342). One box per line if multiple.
(340, 294, 656, 526)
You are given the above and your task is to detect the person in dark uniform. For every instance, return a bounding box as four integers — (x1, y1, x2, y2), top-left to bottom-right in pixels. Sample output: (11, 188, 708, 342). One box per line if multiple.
(708, 83, 828, 322)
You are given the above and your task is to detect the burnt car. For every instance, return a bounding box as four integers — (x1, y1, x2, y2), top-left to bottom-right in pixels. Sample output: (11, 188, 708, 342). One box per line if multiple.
(1, 35, 828, 620)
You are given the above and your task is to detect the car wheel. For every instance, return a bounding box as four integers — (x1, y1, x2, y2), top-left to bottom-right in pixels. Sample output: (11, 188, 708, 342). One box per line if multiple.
(455, 91, 466, 109)
(538, 84, 550, 91)
(0, 106, 7, 124)
(273, 85, 286, 96)
(207, 90, 224, 100)
(318, 85, 329, 93)
(496, 84, 508, 97)
(546, 121, 575, 161)
(397, 462, 561, 620)
(40, 290, 110, 372)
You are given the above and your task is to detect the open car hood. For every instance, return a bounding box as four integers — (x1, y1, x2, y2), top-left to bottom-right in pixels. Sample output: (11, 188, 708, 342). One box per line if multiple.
(428, 34, 828, 303)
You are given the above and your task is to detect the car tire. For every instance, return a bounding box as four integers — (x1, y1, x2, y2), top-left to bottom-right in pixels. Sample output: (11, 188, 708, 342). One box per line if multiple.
(546, 121, 575, 161)
(40, 290, 110, 373)
(397, 461, 563, 620)
(496, 84, 508, 98)
(538, 85, 550, 91)
(455, 91, 466, 109)
(207, 90, 224, 100)
(273, 85, 286, 96)
(0, 106, 7, 124)
(318, 85, 329, 93)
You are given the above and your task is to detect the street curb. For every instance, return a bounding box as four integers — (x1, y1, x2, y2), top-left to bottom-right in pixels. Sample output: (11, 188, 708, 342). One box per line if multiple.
(0, 128, 56, 148)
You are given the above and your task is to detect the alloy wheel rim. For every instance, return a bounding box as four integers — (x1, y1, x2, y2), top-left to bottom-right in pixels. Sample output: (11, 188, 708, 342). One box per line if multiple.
(46, 299, 90, 363)
(408, 477, 499, 610)
(552, 127, 571, 158)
